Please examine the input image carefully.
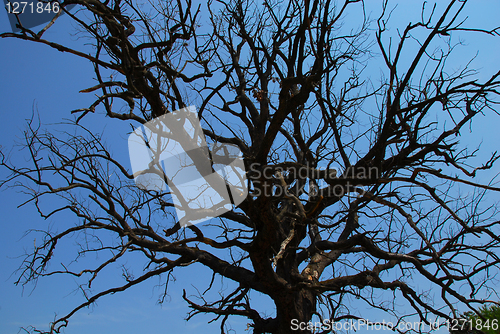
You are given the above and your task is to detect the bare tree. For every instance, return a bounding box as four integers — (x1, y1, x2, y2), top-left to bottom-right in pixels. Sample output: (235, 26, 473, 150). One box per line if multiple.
(2, 0, 500, 333)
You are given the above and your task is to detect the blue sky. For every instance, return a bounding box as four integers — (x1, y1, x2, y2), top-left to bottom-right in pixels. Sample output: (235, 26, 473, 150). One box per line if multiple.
(0, 8, 230, 334)
(0, 4, 271, 334)
(1, 1, 500, 334)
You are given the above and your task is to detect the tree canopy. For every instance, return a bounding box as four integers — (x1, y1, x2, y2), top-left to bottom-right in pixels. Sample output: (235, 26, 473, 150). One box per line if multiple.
(2, 0, 500, 333)
(450, 304, 500, 334)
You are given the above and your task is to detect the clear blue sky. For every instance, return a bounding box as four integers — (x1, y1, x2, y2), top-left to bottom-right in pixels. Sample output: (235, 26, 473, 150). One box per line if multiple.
(0, 6, 240, 334)
(1, 1, 500, 334)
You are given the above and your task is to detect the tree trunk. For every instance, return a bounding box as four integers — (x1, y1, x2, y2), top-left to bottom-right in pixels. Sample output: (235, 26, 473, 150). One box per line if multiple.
(273, 289, 317, 334)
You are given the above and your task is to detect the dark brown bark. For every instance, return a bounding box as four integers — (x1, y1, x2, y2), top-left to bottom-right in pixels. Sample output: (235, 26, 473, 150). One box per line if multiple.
(274, 290, 317, 334)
